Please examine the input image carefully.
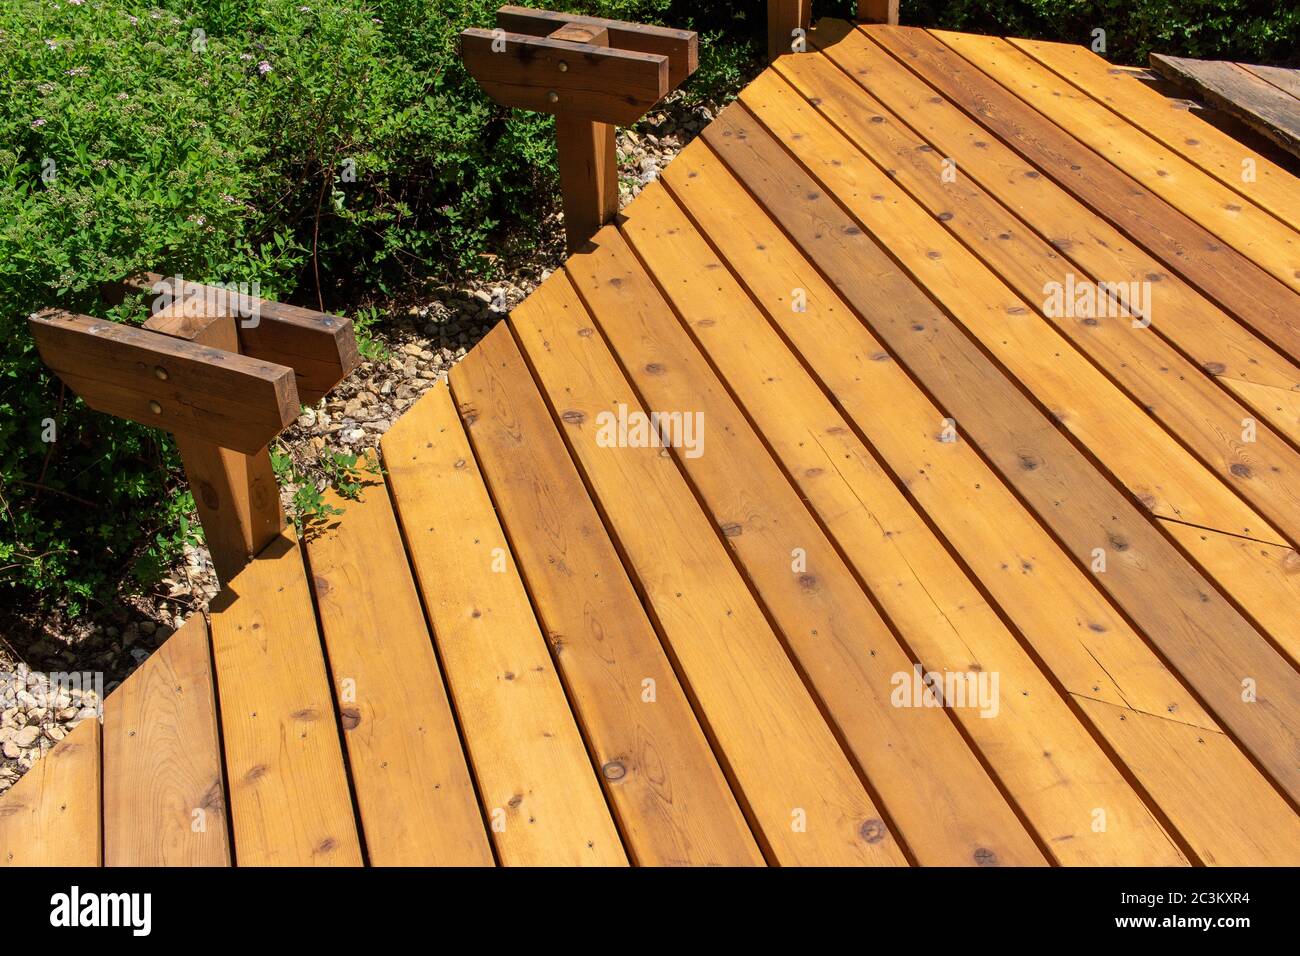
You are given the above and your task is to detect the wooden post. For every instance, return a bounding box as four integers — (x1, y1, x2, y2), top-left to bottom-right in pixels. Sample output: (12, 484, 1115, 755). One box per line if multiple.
(555, 116, 619, 253)
(548, 23, 619, 253)
(462, 7, 698, 252)
(858, 0, 900, 25)
(146, 290, 284, 584)
(768, 0, 811, 61)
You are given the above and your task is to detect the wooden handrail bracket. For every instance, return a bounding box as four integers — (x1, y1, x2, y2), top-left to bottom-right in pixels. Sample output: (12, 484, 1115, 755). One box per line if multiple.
(37, 273, 360, 584)
(29, 309, 297, 454)
(462, 7, 699, 251)
(108, 273, 360, 405)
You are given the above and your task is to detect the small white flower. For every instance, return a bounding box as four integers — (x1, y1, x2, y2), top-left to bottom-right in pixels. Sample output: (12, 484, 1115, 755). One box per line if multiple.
(239, 52, 252, 61)
(31, 118, 47, 128)
(44, 38, 58, 49)
(257, 60, 272, 75)
(128, 15, 138, 25)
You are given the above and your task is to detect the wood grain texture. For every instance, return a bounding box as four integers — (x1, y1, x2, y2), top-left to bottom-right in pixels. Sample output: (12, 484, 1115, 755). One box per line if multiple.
(209, 528, 363, 866)
(305, 455, 494, 867)
(451, 326, 764, 866)
(510, 270, 906, 866)
(29, 310, 297, 454)
(660, 137, 1300, 865)
(861, 24, 1300, 366)
(383, 383, 627, 867)
(1009, 38, 1299, 226)
(570, 225, 1043, 866)
(770, 46, 1300, 641)
(461, 28, 668, 125)
(703, 100, 1300, 806)
(103, 615, 230, 866)
(621, 180, 1187, 864)
(936, 32, 1300, 294)
(813, 21, 1300, 446)
(0, 719, 101, 867)
(739, 67, 1288, 547)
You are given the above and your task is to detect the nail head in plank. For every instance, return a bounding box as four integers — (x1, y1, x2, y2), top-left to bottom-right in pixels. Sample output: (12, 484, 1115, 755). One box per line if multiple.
(305, 453, 494, 867)
(0, 718, 101, 867)
(209, 527, 363, 866)
(103, 615, 231, 866)
(29, 309, 298, 454)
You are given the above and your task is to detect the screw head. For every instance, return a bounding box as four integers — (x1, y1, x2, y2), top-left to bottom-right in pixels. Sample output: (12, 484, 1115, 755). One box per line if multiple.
(148, 400, 162, 414)
(546, 90, 559, 104)
(557, 60, 568, 73)
(154, 365, 169, 381)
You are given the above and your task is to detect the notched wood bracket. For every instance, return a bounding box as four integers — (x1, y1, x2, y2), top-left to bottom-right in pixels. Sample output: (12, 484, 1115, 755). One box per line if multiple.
(29, 308, 298, 454)
(105, 272, 360, 405)
(461, 6, 698, 251)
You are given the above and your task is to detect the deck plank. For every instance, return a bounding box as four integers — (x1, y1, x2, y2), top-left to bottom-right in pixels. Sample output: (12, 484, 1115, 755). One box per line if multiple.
(1150, 54, 1300, 158)
(209, 528, 363, 866)
(618, 181, 1191, 865)
(862, 24, 1300, 367)
(103, 615, 230, 866)
(935, 31, 1300, 294)
(304, 456, 494, 867)
(510, 270, 906, 866)
(739, 67, 1290, 549)
(450, 326, 764, 866)
(819, 23, 1300, 447)
(1008, 39, 1299, 226)
(774, 44, 1300, 647)
(569, 226, 1043, 866)
(662, 137, 1300, 865)
(0, 718, 100, 867)
(702, 100, 1300, 806)
(382, 383, 627, 867)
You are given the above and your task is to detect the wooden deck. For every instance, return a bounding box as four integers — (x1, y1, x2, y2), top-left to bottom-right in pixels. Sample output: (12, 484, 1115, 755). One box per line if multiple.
(4, 20, 1300, 867)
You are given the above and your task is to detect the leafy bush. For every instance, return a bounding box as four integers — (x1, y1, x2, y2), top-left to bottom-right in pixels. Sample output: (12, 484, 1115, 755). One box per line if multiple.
(0, 0, 764, 614)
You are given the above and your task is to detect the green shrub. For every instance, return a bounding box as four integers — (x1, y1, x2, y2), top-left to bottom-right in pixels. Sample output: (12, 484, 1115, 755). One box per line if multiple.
(0, 0, 763, 614)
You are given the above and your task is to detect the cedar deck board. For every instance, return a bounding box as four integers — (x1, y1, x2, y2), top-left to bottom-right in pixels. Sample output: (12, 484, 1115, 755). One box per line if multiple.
(1151, 54, 1300, 158)
(3, 18, 1297, 867)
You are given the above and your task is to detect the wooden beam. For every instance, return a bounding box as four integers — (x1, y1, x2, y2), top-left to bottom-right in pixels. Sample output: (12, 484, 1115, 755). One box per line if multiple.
(768, 0, 811, 61)
(113, 274, 360, 405)
(496, 5, 697, 87)
(148, 303, 285, 585)
(858, 0, 900, 25)
(29, 310, 297, 455)
(461, 27, 669, 125)
(544, 23, 620, 253)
